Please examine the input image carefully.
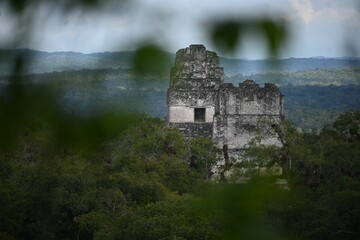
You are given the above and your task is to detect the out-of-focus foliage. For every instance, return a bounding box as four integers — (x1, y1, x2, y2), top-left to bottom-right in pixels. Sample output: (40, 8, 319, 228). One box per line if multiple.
(189, 179, 287, 240)
(1, 0, 116, 13)
(132, 44, 172, 75)
(211, 21, 242, 54)
(0, 65, 140, 151)
(210, 19, 288, 57)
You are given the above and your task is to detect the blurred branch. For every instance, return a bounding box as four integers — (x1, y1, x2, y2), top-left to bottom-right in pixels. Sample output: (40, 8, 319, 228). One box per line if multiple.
(209, 18, 289, 57)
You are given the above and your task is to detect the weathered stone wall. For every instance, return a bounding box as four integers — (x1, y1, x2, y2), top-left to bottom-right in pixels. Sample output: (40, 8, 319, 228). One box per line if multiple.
(167, 44, 224, 139)
(169, 45, 224, 90)
(214, 79, 284, 150)
(169, 122, 213, 138)
(213, 114, 282, 150)
(218, 80, 283, 116)
(167, 90, 219, 113)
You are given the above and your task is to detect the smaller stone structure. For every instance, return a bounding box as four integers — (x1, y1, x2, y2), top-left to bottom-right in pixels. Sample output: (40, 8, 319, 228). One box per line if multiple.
(214, 80, 284, 156)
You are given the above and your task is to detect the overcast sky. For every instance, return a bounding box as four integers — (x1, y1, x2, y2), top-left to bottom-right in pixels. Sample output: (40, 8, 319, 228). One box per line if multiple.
(0, 0, 359, 59)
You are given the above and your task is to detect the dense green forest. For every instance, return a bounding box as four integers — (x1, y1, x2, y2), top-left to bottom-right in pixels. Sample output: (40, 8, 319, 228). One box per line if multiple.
(0, 111, 359, 239)
(282, 85, 360, 130)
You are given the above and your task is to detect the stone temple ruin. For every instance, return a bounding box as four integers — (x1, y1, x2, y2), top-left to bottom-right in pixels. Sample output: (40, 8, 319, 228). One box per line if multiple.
(167, 45, 284, 159)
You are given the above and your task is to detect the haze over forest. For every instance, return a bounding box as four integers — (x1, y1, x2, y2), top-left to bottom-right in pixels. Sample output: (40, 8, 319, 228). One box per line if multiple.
(1, 48, 359, 130)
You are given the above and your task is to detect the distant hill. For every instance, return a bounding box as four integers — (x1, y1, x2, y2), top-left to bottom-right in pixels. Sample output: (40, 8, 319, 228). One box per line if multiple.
(220, 57, 360, 75)
(1, 49, 360, 76)
(226, 67, 360, 86)
(0, 49, 174, 76)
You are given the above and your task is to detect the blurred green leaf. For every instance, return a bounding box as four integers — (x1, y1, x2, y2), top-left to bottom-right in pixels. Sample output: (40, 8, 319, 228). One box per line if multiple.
(259, 19, 287, 57)
(9, 0, 28, 13)
(132, 44, 171, 75)
(53, 113, 140, 150)
(211, 21, 242, 54)
(0, 66, 140, 151)
(79, 0, 98, 6)
(190, 178, 287, 240)
(209, 18, 288, 57)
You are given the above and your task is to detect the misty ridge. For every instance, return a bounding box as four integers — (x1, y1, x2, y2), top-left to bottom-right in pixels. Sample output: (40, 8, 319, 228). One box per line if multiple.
(1, 48, 360, 76)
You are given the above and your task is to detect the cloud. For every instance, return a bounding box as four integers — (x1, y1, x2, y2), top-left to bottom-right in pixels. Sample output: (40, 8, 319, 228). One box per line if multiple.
(291, 0, 360, 23)
(291, 0, 315, 23)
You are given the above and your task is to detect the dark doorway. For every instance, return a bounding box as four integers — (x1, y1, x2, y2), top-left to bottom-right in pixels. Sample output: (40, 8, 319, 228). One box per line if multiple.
(194, 108, 206, 122)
